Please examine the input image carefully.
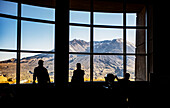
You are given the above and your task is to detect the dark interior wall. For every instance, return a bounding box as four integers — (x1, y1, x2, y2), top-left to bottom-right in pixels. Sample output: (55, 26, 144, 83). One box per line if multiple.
(150, 2, 170, 106)
(151, 1, 170, 84)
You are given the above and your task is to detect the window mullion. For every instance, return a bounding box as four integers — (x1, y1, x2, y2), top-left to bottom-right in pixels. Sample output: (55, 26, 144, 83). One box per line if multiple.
(90, 0, 94, 82)
(16, 0, 21, 84)
(123, 0, 127, 77)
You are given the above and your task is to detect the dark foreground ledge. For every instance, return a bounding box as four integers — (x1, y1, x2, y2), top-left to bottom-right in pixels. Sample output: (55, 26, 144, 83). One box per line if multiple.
(0, 82, 152, 106)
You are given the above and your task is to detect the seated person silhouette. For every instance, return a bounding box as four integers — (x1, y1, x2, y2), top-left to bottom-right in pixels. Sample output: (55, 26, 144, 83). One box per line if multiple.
(33, 60, 50, 85)
(104, 73, 116, 89)
(115, 73, 130, 107)
(71, 63, 85, 87)
(115, 73, 130, 88)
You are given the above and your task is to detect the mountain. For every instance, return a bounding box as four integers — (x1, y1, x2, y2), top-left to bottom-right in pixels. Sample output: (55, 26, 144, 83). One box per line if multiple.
(0, 58, 17, 63)
(0, 53, 54, 83)
(69, 38, 135, 53)
(94, 38, 123, 53)
(0, 38, 135, 83)
(69, 38, 135, 81)
(69, 39, 90, 52)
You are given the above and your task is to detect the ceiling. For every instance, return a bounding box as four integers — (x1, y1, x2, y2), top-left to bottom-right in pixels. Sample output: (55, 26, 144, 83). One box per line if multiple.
(6, 0, 150, 12)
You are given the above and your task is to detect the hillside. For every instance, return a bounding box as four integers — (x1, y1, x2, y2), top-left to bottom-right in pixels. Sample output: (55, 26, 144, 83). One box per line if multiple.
(69, 38, 135, 81)
(0, 38, 135, 83)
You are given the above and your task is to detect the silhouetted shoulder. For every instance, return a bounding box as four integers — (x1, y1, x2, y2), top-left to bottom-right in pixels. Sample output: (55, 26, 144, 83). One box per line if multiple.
(34, 66, 47, 71)
(34, 67, 38, 73)
(34, 66, 38, 70)
(42, 67, 47, 71)
(73, 70, 84, 76)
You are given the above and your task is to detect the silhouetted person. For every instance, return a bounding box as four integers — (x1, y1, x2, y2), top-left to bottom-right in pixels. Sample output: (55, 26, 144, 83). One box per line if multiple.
(115, 73, 130, 89)
(104, 73, 116, 89)
(115, 73, 130, 108)
(103, 73, 121, 105)
(33, 60, 50, 86)
(71, 63, 85, 88)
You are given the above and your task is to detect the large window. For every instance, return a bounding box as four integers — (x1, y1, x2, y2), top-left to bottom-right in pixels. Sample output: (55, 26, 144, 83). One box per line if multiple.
(69, 0, 149, 82)
(0, 0, 152, 84)
(0, 0, 55, 84)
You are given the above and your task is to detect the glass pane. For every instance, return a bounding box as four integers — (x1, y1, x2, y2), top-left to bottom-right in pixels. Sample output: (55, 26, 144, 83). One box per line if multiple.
(126, 55, 136, 81)
(94, 12, 123, 26)
(22, 4, 55, 21)
(69, 54, 90, 82)
(126, 13, 137, 26)
(126, 29, 136, 53)
(94, 28, 123, 53)
(69, 26, 90, 52)
(0, 0, 17, 16)
(70, 10, 90, 24)
(126, 3, 146, 26)
(0, 17, 17, 50)
(21, 21, 55, 51)
(0, 52, 16, 84)
(20, 53, 54, 84)
(93, 55, 123, 81)
(127, 29, 147, 54)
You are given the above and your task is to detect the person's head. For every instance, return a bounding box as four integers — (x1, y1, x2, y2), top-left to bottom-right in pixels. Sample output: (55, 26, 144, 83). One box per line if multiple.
(105, 73, 115, 83)
(38, 60, 44, 67)
(124, 73, 130, 80)
(76, 63, 81, 70)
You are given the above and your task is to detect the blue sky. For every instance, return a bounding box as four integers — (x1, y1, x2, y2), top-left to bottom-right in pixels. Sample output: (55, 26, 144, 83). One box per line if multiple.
(0, 0, 55, 60)
(0, 0, 136, 61)
(21, 4, 55, 52)
(70, 10, 136, 43)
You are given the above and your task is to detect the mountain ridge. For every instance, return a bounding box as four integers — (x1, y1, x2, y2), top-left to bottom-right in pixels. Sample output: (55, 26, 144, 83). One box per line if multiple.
(69, 38, 135, 53)
(0, 38, 136, 83)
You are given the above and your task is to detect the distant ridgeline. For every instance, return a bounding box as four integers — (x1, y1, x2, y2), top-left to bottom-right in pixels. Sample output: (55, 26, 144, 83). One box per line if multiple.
(0, 38, 135, 83)
(69, 38, 135, 81)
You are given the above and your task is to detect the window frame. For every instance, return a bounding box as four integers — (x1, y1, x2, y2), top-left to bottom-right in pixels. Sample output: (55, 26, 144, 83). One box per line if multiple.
(0, 0, 56, 84)
(0, 0, 151, 84)
(69, 0, 149, 82)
